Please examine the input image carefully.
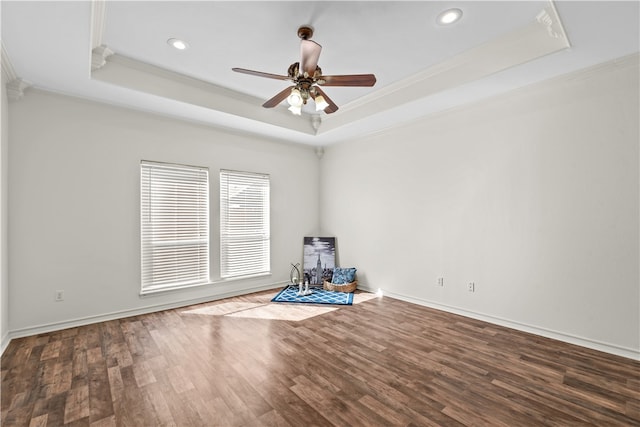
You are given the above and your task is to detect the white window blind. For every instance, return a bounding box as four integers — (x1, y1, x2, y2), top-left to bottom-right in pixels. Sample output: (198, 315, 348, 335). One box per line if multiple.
(141, 161, 209, 293)
(220, 169, 270, 278)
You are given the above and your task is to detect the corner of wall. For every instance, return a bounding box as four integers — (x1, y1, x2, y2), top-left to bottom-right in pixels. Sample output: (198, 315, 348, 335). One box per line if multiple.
(0, 36, 13, 354)
(0, 42, 10, 356)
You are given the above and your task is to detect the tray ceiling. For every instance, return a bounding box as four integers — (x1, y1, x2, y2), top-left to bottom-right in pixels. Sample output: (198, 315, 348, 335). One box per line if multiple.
(2, 1, 639, 145)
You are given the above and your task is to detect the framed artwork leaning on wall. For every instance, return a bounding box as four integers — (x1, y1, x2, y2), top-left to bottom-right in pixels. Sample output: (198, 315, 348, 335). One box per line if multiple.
(303, 237, 335, 286)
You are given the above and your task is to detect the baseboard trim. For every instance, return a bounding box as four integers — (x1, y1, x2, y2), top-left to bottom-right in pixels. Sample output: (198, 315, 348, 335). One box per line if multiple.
(357, 284, 639, 361)
(0, 331, 10, 356)
(3, 281, 286, 354)
(6, 282, 637, 362)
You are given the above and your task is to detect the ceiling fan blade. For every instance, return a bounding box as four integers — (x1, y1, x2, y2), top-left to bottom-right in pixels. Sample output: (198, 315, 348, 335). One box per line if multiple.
(319, 74, 377, 87)
(262, 86, 295, 108)
(300, 39, 322, 76)
(232, 68, 290, 81)
(314, 86, 338, 114)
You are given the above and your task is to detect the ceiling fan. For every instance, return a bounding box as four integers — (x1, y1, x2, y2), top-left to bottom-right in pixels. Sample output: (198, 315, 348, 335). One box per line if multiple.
(232, 26, 376, 115)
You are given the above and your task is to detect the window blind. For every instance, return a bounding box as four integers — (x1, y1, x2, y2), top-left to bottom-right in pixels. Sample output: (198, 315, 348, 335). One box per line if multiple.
(141, 161, 209, 293)
(220, 169, 270, 278)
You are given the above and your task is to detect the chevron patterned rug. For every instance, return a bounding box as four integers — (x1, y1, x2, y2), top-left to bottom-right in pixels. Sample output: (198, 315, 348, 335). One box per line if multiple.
(271, 285, 353, 305)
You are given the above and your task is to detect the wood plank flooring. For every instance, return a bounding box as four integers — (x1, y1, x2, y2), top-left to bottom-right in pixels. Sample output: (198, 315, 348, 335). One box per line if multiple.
(2, 289, 639, 426)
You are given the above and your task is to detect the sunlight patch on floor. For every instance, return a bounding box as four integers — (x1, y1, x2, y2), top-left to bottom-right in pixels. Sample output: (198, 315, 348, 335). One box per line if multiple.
(181, 301, 337, 321)
(182, 302, 263, 316)
(352, 292, 378, 304)
(181, 291, 377, 321)
(226, 304, 338, 321)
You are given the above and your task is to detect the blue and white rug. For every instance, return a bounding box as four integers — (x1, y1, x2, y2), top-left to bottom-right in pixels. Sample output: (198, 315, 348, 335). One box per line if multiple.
(271, 285, 353, 305)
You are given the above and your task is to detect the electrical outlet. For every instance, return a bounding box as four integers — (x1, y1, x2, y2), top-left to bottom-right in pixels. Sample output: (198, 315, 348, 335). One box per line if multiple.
(437, 277, 444, 287)
(55, 290, 64, 301)
(467, 282, 475, 292)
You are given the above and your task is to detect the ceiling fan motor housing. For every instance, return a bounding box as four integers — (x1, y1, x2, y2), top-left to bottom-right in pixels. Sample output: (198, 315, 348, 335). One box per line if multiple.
(297, 25, 314, 40)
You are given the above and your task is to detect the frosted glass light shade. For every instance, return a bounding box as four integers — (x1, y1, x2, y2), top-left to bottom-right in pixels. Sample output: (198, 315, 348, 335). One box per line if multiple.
(315, 95, 329, 111)
(287, 89, 303, 107)
(288, 105, 302, 115)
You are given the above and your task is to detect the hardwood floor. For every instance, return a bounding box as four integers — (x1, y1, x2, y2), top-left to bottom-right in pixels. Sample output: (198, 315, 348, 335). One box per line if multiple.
(2, 289, 639, 426)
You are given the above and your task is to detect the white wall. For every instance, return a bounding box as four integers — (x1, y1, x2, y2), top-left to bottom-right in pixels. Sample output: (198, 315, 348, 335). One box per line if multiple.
(8, 90, 319, 333)
(5, 56, 639, 360)
(321, 56, 639, 359)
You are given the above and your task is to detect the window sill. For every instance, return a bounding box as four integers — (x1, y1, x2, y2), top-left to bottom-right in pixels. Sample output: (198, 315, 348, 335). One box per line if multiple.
(219, 272, 271, 282)
(139, 273, 272, 297)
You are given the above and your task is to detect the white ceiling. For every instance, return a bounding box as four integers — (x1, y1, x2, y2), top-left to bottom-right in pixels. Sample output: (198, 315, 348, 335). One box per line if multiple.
(2, 1, 639, 146)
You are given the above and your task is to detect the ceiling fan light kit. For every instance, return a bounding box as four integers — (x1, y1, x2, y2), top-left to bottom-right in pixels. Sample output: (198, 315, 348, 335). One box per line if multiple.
(233, 25, 376, 116)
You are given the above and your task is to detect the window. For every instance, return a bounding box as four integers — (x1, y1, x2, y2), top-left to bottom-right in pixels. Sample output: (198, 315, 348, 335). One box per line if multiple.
(220, 169, 270, 278)
(140, 161, 209, 293)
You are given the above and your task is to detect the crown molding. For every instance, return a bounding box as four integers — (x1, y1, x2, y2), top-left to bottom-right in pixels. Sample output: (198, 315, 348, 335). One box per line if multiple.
(6, 79, 31, 101)
(318, 1, 571, 135)
(90, 0, 107, 50)
(91, 45, 114, 71)
(85, 0, 314, 138)
(536, 1, 570, 43)
(1, 42, 18, 82)
(92, 51, 317, 135)
(2, 42, 32, 101)
(82, 0, 577, 140)
(90, 1, 111, 71)
(344, 52, 640, 147)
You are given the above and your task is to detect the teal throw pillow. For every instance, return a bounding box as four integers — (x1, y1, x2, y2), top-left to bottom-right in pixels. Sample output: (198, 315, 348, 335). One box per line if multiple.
(331, 267, 357, 284)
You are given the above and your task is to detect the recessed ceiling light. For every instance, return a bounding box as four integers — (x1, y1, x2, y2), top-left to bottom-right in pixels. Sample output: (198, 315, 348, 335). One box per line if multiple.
(437, 8, 463, 25)
(167, 38, 189, 50)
